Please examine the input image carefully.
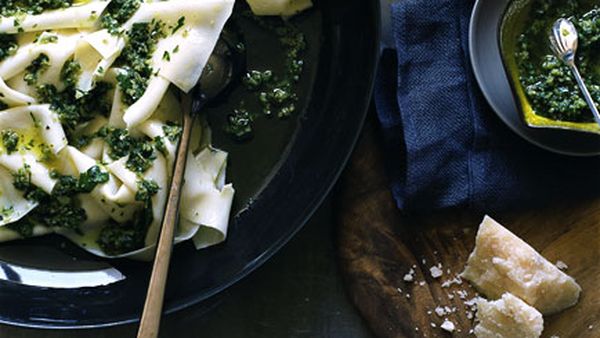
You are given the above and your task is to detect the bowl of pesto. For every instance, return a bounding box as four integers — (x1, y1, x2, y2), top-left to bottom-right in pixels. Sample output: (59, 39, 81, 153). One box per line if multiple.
(501, 0, 600, 134)
(470, 0, 600, 156)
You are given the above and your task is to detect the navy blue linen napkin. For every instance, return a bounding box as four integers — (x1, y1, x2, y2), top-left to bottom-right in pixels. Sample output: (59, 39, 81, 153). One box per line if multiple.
(375, 0, 600, 212)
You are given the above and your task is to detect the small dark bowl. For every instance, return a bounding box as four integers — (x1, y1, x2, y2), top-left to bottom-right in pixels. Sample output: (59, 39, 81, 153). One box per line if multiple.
(499, 0, 600, 135)
(469, 0, 600, 156)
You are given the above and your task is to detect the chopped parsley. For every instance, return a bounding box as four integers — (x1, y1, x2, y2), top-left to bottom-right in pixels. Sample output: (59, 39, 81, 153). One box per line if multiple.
(116, 20, 166, 105)
(100, 0, 143, 35)
(1, 129, 19, 154)
(24, 54, 50, 86)
(0, 34, 18, 62)
(171, 16, 186, 34)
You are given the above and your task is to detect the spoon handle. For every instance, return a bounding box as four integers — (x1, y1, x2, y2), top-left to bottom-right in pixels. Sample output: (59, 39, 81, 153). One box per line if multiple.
(569, 64, 600, 126)
(137, 95, 193, 338)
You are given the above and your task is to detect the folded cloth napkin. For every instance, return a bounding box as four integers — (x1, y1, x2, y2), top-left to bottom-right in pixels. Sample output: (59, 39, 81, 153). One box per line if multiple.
(376, 0, 600, 213)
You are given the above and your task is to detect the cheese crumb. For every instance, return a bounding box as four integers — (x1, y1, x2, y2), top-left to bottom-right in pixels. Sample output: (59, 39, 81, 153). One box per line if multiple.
(440, 319, 455, 333)
(430, 266, 443, 279)
(556, 261, 568, 270)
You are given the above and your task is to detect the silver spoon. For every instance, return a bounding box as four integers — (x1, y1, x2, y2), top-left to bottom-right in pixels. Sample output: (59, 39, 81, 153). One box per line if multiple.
(137, 37, 243, 338)
(549, 18, 600, 126)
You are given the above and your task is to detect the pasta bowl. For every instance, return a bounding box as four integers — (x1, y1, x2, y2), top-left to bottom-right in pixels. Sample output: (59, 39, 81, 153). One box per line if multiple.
(0, 0, 380, 328)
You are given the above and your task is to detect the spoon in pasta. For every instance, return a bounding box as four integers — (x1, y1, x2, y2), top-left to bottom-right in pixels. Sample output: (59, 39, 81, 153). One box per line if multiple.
(549, 18, 600, 126)
(137, 37, 243, 338)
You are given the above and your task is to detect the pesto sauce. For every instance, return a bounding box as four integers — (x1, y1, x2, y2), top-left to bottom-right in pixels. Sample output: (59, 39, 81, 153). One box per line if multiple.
(226, 11, 307, 140)
(24, 53, 50, 86)
(61, 58, 82, 88)
(90, 124, 180, 175)
(99, 127, 158, 174)
(37, 81, 113, 132)
(116, 20, 166, 106)
(96, 175, 160, 256)
(0, 34, 18, 62)
(516, 1, 600, 123)
(100, 0, 143, 35)
(1, 129, 19, 154)
(9, 164, 109, 236)
(135, 178, 159, 202)
(97, 204, 151, 255)
(0, 0, 73, 17)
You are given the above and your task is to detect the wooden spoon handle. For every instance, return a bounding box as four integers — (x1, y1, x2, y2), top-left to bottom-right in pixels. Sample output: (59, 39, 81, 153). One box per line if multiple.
(137, 95, 193, 338)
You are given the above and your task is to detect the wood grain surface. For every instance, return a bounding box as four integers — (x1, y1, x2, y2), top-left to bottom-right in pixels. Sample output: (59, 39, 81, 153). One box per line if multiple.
(335, 120, 600, 338)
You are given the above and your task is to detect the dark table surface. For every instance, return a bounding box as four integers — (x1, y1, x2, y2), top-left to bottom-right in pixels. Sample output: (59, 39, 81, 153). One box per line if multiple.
(0, 198, 375, 338)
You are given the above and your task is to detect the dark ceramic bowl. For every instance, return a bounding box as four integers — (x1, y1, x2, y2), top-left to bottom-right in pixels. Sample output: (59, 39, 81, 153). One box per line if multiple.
(500, 0, 600, 135)
(0, 0, 380, 329)
(470, 0, 600, 156)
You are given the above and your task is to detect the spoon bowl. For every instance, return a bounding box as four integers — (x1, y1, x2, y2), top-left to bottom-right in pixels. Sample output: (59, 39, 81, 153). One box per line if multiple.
(549, 18, 600, 127)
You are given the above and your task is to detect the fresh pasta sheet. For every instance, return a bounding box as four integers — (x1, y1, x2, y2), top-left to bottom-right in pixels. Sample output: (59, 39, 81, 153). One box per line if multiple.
(0, 0, 235, 260)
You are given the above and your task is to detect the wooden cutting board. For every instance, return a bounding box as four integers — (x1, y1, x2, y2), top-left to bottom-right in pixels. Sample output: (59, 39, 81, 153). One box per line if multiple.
(335, 119, 600, 338)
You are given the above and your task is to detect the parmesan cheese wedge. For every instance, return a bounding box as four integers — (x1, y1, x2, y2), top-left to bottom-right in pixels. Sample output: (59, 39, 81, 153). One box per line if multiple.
(474, 293, 543, 338)
(461, 216, 581, 315)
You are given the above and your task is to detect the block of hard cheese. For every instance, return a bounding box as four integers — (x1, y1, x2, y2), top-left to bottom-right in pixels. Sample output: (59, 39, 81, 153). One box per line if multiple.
(474, 293, 543, 338)
(246, 0, 313, 16)
(461, 215, 581, 315)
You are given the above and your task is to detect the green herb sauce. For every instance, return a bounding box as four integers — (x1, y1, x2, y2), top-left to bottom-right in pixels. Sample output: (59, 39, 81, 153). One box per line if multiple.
(96, 204, 151, 255)
(9, 164, 109, 236)
(90, 124, 180, 175)
(226, 11, 307, 140)
(37, 81, 113, 132)
(516, 1, 600, 123)
(24, 53, 50, 86)
(0, 34, 18, 62)
(1, 129, 19, 154)
(135, 178, 159, 203)
(115, 20, 166, 105)
(0, 0, 73, 17)
(100, 0, 142, 35)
